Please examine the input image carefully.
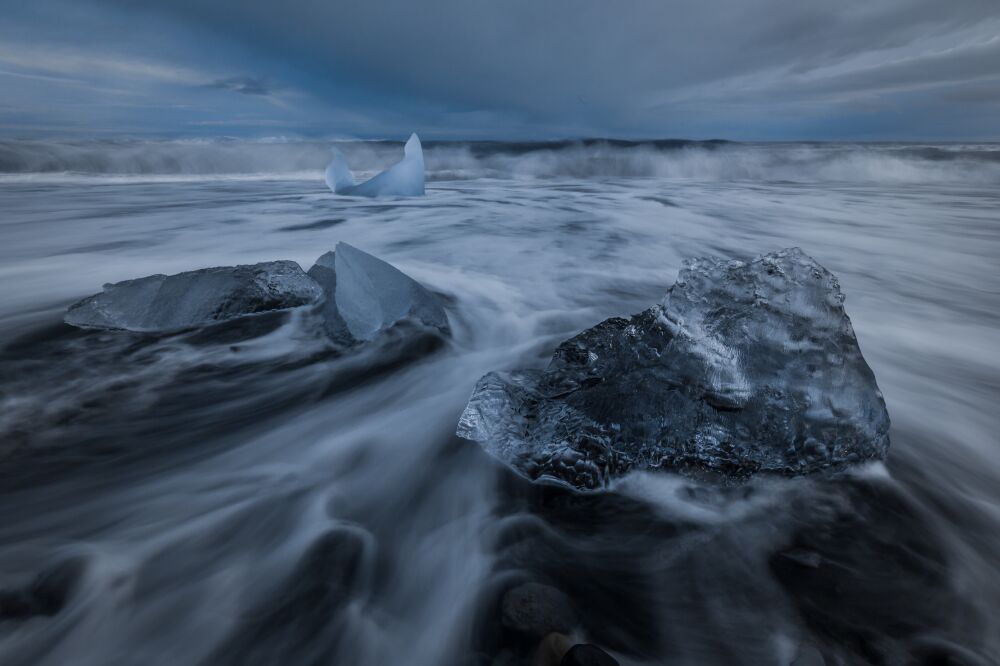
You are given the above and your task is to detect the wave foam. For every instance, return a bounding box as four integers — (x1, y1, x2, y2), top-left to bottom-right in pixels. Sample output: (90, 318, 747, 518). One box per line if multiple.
(2, 138, 999, 185)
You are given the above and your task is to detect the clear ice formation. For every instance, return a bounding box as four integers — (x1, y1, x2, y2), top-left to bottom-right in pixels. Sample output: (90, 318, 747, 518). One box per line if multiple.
(325, 133, 425, 198)
(63, 244, 449, 345)
(64, 261, 323, 332)
(458, 248, 890, 490)
(307, 242, 449, 344)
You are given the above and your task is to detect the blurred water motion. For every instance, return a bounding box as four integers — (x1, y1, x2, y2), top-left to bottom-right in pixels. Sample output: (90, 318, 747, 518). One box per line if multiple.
(1, 142, 998, 664)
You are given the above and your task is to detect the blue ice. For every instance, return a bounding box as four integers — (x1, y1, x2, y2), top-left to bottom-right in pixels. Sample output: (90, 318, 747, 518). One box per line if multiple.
(325, 133, 425, 197)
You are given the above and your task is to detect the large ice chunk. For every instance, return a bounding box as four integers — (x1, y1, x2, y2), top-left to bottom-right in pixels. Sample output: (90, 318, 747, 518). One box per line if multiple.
(65, 261, 323, 332)
(325, 133, 425, 198)
(458, 248, 890, 490)
(307, 242, 449, 344)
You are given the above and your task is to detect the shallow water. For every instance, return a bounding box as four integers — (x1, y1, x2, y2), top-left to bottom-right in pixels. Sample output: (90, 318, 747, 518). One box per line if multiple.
(1, 142, 999, 665)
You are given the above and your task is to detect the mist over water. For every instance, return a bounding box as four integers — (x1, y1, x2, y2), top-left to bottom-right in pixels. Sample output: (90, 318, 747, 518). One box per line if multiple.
(1, 141, 998, 664)
(4, 138, 1000, 186)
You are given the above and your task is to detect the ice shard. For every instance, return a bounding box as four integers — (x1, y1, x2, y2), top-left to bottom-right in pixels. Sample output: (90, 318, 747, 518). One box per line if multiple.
(307, 242, 449, 344)
(458, 248, 890, 490)
(64, 261, 323, 332)
(325, 133, 425, 198)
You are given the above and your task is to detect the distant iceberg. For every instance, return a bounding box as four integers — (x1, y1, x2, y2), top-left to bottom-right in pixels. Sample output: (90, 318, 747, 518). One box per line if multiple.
(325, 133, 425, 198)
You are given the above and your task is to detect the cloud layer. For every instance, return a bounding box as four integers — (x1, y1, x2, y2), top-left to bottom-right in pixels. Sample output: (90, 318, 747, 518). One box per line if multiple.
(2, 0, 999, 139)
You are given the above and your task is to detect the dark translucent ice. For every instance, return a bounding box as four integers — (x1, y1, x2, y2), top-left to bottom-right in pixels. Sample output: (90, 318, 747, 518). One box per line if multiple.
(64, 261, 323, 332)
(63, 243, 450, 344)
(458, 248, 890, 490)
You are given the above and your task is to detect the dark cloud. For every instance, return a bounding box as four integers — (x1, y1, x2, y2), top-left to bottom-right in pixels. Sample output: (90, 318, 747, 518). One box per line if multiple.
(944, 81, 1000, 104)
(1, 0, 999, 138)
(208, 76, 270, 96)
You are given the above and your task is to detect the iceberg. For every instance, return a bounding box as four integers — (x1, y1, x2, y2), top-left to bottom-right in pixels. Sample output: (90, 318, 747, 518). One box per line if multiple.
(458, 248, 890, 490)
(62, 244, 448, 345)
(64, 261, 323, 332)
(307, 242, 449, 344)
(325, 133, 425, 198)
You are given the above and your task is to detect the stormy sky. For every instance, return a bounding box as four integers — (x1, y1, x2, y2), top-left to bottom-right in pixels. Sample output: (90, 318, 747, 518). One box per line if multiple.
(2, 0, 999, 140)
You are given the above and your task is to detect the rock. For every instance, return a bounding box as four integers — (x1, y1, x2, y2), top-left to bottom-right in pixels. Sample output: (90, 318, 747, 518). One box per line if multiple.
(500, 582, 577, 638)
(458, 248, 889, 490)
(490, 649, 523, 666)
(535, 633, 572, 666)
(209, 527, 371, 665)
(771, 480, 955, 665)
(65, 261, 323, 332)
(307, 242, 450, 344)
(0, 557, 85, 622)
(560, 644, 619, 666)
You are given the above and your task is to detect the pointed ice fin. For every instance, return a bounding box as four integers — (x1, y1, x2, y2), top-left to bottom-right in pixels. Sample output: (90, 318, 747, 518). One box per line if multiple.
(325, 148, 356, 194)
(404, 133, 422, 157)
(324, 133, 425, 198)
(306, 242, 449, 342)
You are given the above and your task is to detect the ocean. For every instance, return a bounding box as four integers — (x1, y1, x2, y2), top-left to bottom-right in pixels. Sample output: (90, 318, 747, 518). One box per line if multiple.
(1, 138, 998, 665)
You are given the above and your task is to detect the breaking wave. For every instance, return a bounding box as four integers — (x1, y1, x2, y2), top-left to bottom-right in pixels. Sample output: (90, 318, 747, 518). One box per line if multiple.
(2, 138, 1000, 185)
